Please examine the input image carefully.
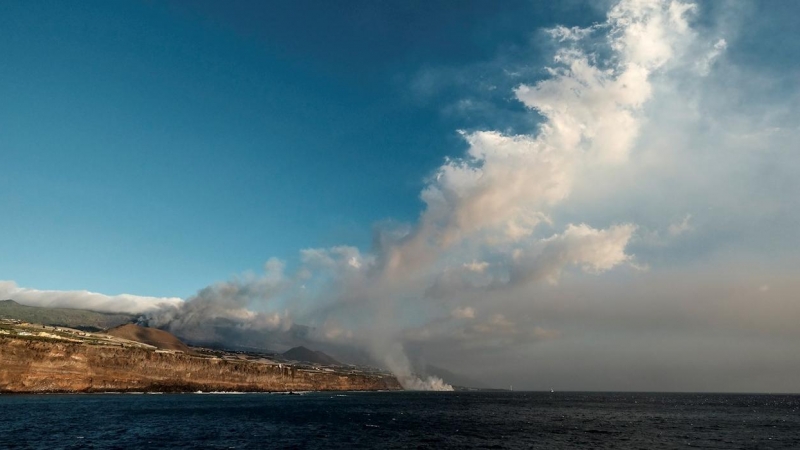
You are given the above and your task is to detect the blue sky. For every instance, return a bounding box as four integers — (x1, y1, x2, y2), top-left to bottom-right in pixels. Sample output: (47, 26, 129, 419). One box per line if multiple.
(1, 0, 593, 297)
(3, 1, 800, 391)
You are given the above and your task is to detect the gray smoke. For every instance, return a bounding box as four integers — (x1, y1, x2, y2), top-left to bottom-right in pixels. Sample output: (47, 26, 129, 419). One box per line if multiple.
(138, 0, 711, 389)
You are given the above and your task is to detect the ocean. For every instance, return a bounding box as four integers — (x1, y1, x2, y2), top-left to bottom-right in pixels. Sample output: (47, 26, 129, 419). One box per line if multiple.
(1, 391, 798, 449)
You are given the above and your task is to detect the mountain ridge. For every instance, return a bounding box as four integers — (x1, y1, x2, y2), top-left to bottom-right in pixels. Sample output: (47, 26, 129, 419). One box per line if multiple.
(0, 299, 135, 331)
(283, 346, 342, 366)
(105, 324, 191, 353)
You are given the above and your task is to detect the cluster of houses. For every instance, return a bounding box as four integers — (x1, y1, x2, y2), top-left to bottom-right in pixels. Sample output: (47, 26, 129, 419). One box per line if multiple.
(0, 319, 148, 348)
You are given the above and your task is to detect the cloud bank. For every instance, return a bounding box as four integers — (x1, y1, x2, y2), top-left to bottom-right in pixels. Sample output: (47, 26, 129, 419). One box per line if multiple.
(0, 280, 182, 315)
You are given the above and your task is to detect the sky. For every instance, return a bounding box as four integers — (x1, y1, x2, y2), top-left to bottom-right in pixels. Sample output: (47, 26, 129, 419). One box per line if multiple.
(2, 0, 800, 392)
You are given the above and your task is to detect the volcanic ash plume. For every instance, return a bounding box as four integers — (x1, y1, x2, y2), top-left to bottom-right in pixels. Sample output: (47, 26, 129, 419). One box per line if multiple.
(139, 0, 712, 389)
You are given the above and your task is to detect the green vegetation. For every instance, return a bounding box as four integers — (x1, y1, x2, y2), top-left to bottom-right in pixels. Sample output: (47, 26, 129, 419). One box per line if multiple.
(0, 300, 135, 331)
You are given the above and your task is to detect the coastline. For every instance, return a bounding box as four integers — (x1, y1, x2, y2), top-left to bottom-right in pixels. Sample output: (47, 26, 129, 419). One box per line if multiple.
(0, 336, 402, 394)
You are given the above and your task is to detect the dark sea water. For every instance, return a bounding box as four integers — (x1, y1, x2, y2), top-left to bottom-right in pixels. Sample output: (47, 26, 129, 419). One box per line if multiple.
(1, 391, 799, 449)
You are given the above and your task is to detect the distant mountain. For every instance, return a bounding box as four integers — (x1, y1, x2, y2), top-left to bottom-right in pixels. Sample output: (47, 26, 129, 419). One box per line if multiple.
(425, 364, 490, 390)
(106, 324, 191, 353)
(0, 299, 135, 331)
(283, 346, 341, 366)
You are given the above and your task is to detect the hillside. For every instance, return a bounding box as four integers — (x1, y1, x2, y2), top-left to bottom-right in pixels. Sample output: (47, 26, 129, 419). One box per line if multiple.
(283, 346, 342, 366)
(106, 324, 191, 353)
(0, 300, 134, 331)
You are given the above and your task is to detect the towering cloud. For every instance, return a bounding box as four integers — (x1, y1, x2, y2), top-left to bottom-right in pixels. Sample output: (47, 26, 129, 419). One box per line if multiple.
(135, 0, 702, 389)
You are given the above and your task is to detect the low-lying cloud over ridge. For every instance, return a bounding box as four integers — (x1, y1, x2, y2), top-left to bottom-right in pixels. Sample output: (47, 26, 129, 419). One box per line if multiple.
(0, 280, 182, 315)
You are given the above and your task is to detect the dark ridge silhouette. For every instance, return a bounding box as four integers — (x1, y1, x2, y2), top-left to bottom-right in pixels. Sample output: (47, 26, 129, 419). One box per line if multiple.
(106, 324, 191, 353)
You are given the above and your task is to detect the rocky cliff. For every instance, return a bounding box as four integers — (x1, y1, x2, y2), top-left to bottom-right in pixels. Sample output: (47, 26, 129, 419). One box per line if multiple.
(0, 336, 402, 393)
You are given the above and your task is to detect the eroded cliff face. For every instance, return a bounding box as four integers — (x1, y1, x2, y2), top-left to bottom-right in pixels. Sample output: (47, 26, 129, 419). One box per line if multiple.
(0, 337, 402, 393)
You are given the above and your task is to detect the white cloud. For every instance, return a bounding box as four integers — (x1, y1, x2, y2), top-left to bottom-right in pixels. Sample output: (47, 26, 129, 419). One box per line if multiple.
(0, 280, 182, 315)
(668, 214, 693, 236)
(546, 25, 597, 42)
(463, 261, 489, 273)
(379, 3, 696, 279)
(696, 38, 727, 75)
(451, 306, 476, 319)
(512, 223, 637, 284)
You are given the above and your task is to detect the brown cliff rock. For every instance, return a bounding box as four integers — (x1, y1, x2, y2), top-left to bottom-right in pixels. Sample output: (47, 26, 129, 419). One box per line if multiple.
(0, 336, 402, 393)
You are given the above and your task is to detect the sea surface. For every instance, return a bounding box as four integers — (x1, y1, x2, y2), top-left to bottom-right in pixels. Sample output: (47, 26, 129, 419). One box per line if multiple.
(1, 391, 799, 449)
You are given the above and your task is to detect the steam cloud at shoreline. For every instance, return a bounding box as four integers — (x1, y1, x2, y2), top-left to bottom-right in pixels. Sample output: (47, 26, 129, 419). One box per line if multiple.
(138, 0, 703, 390)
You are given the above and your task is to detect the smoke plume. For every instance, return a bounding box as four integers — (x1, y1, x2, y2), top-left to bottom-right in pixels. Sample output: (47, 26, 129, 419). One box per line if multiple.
(6, 0, 726, 390)
(137, 0, 706, 389)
